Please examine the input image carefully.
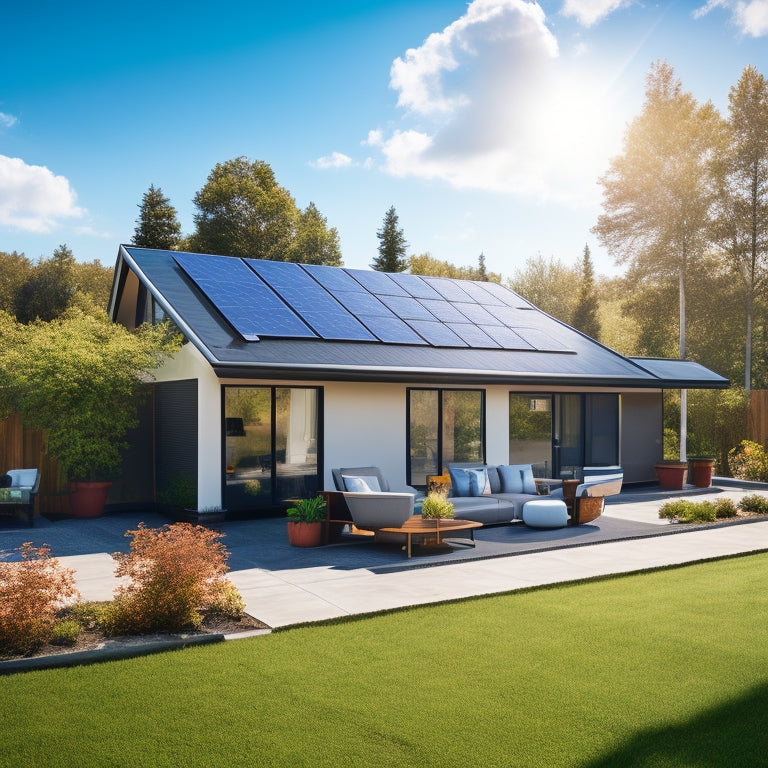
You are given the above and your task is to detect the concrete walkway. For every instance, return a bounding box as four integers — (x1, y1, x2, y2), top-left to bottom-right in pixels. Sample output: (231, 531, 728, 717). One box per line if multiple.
(6, 483, 764, 630)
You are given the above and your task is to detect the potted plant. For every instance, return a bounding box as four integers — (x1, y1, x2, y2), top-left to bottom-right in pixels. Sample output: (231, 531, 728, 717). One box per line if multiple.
(420, 491, 456, 521)
(0, 305, 179, 518)
(653, 460, 689, 491)
(286, 495, 327, 547)
(687, 456, 716, 488)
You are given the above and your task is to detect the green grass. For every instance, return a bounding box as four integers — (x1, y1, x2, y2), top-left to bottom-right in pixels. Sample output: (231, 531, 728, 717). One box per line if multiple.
(3, 554, 768, 768)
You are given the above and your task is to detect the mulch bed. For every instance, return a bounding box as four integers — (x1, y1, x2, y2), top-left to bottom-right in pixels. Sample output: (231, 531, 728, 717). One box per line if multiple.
(1, 611, 270, 663)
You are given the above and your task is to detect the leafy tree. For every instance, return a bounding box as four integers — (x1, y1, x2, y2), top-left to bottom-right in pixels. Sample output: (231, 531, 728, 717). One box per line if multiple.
(15, 244, 76, 323)
(408, 252, 502, 282)
(593, 61, 722, 459)
(0, 251, 32, 314)
(477, 252, 488, 281)
(571, 244, 600, 339)
(372, 206, 408, 272)
(189, 157, 298, 260)
(132, 184, 182, 250)
(288, 202, 342, 265)
(711, 65, 768, 391)
(507, 254, 578, 322)
(72, 259, 114, 309)
(0, 301, 181, 480)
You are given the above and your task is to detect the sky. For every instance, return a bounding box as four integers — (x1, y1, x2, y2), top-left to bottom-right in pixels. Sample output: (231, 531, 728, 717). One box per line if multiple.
(2, 0, 768, 281)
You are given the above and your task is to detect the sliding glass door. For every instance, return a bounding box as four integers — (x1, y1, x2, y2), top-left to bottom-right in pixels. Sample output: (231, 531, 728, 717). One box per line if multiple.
(223, 386, 321, 515)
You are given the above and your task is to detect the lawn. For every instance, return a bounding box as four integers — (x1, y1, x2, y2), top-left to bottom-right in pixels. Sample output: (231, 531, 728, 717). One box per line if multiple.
(2, 553, 768, 768)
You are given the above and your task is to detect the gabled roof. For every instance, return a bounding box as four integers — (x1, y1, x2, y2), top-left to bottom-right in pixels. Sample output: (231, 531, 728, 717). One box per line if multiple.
(109, 246, 729, 389)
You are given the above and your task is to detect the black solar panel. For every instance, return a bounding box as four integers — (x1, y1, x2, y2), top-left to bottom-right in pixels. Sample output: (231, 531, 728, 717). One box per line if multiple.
(406, 320, 467, 347)
(345, 268, 408, 296)
(173, 252, 316, 341)
(173, 252, 572, 352)
(246, 259, 376, 341)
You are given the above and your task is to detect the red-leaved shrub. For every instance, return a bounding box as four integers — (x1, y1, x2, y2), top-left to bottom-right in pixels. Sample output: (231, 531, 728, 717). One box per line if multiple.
(0, 543, 79, 656)
(101, 523, 244, 635)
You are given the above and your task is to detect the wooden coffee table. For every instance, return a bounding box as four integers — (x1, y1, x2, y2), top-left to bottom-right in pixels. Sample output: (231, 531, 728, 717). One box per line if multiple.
(380, 516, 482, 558)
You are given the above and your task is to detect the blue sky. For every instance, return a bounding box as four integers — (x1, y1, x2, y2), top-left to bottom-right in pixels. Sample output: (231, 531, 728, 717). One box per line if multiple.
(2, 0, 768, 280)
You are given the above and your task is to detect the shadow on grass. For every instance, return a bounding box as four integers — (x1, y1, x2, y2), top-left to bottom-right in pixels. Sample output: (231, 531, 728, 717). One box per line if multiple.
(582, 682, 768, 768)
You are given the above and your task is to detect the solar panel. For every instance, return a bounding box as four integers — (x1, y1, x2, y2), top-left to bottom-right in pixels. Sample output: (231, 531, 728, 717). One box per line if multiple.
(245, 260, 376, 341)
(447, 323, 501, 348)
(417, 299, 469, 324)
(407, 321, 468, 347)
(345, 268, 408, 296)
(454, 302, 502, 325)
(302, 263, 366, 293)
(356, 314, 428, 344)
(173, 252, 316, 341)
(483, 305, 539, 327)
(479, 326, 535, 350)
(377, 294, 437, 321)
(388, 272, 444, 300)
(458, 281, 506, 306)
(479, 280, 533, 308)
(514, 327, 571, 352)
(421, 276, 474, 303)
(334, 290, 395, 317)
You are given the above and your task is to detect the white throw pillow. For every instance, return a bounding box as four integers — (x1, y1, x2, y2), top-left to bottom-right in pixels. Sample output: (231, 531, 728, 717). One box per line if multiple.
(343, 475, 381, 493)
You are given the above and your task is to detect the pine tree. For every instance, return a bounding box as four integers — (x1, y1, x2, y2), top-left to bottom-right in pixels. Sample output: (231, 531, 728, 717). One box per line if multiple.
(571, 244, 601, 339)
(133, 184, 182, 250)
(372, 206, 408, 272)
(477, 252, 488, 281)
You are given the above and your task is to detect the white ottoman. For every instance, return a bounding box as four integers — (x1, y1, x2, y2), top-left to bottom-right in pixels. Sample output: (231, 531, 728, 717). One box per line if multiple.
(522, 499, 569, 529)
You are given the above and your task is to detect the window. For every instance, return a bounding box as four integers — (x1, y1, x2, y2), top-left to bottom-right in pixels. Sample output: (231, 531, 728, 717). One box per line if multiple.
(509, 394, 553, 477)
(407, 389, 484, 486)
(223, 386, 321, 514)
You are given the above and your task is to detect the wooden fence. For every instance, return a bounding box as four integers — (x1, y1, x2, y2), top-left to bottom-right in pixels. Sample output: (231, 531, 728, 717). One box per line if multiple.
(0, 413, 70, 516)
(748, 389, 768, 446)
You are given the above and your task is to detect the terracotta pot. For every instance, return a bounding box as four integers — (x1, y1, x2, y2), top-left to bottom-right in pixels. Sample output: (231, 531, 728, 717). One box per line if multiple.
(688, 458, 716, 489)
(287, 521, 324, 547)
(69, 481, 112, 519)
(653, 462, 688, 491)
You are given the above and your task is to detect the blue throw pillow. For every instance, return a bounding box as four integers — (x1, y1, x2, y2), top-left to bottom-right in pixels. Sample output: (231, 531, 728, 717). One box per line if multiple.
(520, 465, 537, 494)
(448, 466, 471, 497)
(497, 464, 524, 494)
(467, 468, 491, 497)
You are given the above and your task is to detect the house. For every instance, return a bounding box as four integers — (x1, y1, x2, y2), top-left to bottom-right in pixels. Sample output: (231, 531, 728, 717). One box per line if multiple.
(108, 246, 728, 515)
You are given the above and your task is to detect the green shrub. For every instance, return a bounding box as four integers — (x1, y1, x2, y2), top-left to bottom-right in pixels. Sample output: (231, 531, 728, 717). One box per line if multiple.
(100, 523, 244, 635)
(738, 494, 768, 515)
(0, 543, 79, 657)
(713, 498, 738, 518)
(658, 499, 716, 523)
(728, 440, 768, 482)
(50, 620, 81, 646)
(286, 495, 326, 523)
(67, 601, 110, 631)
(421, 492, 455, 520)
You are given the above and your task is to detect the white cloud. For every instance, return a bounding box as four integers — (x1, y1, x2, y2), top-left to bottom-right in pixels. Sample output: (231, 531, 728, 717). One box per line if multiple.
(695, 0, 768, 36)
(560, 0, 630, 27)
(0, 112, 18, 128)
(370, 0, 625, 202)
(310, 151, 353, 169)
(0, 155, 85, 232)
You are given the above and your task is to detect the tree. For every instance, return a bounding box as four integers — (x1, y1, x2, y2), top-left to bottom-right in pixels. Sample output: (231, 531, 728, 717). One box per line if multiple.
(288, 202, 342, 265)
(571, 244, 601, 339)
(507, 254, 578, 322)
(0, 301, 181, 480)
(711, 65, 768, 391)
(133, 184, 182, 250)
(189, 157, 298, 260)
(0, 251, 32, 314)
(372, 206, 408, 272)
(593, 61, 722, 459)
(72, 259, 114, 309)
(15, 244, 76, 323)
(408, 252, 502, 282)
(477, 252, 488, 281)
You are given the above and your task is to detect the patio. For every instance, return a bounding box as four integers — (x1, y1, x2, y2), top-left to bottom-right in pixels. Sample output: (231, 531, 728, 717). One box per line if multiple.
(3, 481, 768, 629)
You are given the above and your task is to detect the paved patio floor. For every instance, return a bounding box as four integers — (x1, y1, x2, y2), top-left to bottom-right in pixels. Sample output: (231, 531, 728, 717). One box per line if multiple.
(3, 483, 768, 629)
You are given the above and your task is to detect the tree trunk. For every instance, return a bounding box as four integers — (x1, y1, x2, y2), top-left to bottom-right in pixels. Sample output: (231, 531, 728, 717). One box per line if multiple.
(679, 264, 687, 462)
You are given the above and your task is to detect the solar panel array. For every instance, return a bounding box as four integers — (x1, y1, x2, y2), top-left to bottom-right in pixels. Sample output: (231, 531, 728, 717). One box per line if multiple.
(173, 253, 572, 352)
